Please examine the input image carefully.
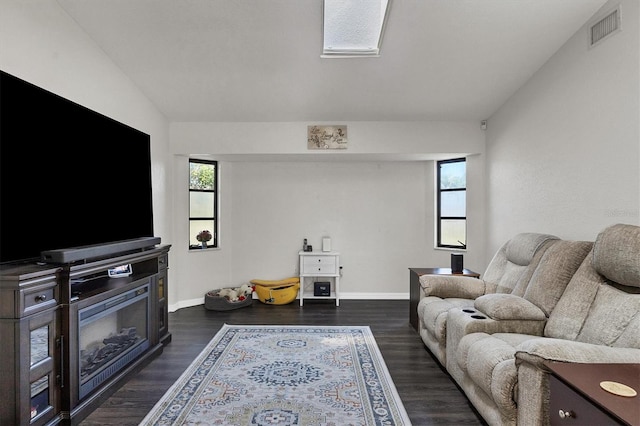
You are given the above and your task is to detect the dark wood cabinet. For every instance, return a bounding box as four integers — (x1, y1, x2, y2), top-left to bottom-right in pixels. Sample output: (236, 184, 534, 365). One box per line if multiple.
(1, 267, 62, 426)
(0, 245, 171, 425)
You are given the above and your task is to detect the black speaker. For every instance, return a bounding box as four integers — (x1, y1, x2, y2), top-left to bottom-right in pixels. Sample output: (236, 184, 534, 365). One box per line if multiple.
(314, 282, 331, 296)
(451, 253, 464, 273)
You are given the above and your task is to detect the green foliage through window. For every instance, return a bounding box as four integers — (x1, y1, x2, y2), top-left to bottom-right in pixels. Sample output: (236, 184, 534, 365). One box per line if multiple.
(190, 162, 215, 190)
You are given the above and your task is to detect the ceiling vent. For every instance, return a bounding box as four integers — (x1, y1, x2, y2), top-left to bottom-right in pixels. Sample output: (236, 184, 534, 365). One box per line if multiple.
(589, 7, 620, 48)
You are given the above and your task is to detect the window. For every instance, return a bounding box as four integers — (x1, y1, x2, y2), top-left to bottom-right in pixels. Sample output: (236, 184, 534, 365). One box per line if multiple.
(189, 159, 218, 249)
(322, 0, 391, 58)
(437, 158, 466, 249)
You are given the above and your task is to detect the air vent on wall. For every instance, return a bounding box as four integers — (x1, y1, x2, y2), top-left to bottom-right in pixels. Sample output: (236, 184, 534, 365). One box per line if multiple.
(590, 7, 620, 48)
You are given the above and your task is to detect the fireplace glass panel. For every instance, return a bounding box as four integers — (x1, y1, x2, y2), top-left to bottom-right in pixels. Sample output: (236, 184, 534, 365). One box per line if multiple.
(78, 284, 150, 399)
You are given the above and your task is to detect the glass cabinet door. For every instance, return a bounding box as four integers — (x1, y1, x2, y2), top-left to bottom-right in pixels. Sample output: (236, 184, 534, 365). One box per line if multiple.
(27, 309, 59, 425)
(30, 325, 49, 366)
(157, 270, 168, 340)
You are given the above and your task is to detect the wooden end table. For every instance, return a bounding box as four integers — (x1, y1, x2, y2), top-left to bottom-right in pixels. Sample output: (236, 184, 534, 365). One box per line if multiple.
(409, 267, 480, 331)
(546, 362, 639, 425)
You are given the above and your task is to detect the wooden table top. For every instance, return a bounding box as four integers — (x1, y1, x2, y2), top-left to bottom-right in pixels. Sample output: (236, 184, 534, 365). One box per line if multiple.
(409, 267, 480, 278)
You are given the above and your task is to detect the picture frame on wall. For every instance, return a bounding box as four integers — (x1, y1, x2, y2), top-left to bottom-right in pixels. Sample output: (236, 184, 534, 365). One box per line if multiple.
(307, 125, 347, 150)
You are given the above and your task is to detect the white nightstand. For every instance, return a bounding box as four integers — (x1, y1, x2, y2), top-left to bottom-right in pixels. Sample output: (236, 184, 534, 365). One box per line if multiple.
(299, 251, 340, 306)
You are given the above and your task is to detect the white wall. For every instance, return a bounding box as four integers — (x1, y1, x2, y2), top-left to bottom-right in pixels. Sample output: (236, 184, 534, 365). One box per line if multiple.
(0, 2, 174, 296)
(230, 161, 431, 295)
(170, 121, 484, 157)
(485, 0, 639, 256)
(169, 122, 486, 307)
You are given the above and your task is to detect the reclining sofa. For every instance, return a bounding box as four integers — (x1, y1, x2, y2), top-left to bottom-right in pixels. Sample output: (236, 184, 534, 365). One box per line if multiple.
(417, 223, 640, 426)
(417, 232, 560, 365)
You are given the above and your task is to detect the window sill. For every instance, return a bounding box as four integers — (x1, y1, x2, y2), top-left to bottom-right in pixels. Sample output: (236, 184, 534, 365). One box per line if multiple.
(189, 245, 220, 251)
(434, 246, 467, 252)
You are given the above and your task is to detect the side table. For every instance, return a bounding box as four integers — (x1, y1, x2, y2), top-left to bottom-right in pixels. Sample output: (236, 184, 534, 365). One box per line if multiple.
(299, 251, 340, 306)
(546, 362, 639, 425)
(408, 267, 480, 331)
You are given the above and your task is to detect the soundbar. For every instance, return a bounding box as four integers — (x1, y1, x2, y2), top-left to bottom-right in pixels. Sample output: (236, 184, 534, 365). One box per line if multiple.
(40, 237, 161, 264)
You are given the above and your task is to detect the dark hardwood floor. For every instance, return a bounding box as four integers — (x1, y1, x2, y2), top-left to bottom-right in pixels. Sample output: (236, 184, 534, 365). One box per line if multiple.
(80, 300, 486, 425)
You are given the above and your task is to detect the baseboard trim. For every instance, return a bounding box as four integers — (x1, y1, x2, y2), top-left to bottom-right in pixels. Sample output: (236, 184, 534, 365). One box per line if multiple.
(341, 292, 410, 300)
(169, 297, 204, 312)
(168, 292, 409, 312)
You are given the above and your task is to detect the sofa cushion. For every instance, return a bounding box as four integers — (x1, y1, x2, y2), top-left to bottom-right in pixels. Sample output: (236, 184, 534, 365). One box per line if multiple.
(482, 234, 558, 295)
(419, 274, 487, 299)
(505, 233, 556, 266)
(593, 223, 640, 288)
(419, 296, 473, 340)
(475, 294, 546, 321)
(546, 224, 640, 342)
(576, 285, 640, 348)
(523, 240, 593, 316)
(545, 252, 601, 340)
(493, 263, 530, 295)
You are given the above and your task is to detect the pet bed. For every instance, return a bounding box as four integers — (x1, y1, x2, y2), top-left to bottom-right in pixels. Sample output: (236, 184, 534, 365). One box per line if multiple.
(204, 289, 253, 311)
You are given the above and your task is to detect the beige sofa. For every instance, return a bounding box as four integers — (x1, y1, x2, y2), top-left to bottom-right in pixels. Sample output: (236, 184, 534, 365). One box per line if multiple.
(417, 232, 559, 365)
(418, 223, 640, 426)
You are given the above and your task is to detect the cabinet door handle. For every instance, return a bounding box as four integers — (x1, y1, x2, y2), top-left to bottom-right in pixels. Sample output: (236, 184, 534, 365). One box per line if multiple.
(35, 294, 47, 303)
(558, 409, 574, 420)
(57, 335, 65, 388)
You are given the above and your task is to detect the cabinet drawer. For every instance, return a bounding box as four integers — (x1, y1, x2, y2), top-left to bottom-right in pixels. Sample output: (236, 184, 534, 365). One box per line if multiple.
(302, 256, 337, 274)
(158, 254, 169, 270)
(21, 282, 58, 317)
(549, 376, 621, 425)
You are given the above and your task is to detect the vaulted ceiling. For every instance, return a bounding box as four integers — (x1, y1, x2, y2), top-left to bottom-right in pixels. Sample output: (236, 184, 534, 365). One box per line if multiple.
(56, 0, 607, 122)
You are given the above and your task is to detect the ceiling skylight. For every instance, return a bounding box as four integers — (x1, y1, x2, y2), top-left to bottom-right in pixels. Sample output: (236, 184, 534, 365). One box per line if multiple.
(322, 0, 390, 58)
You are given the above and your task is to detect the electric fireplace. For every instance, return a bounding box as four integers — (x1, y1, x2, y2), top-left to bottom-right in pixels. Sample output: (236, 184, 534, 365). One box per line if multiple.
(76, 284, 150, 400)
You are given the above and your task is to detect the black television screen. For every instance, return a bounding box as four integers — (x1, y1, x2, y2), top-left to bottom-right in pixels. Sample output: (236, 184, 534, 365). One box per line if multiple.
(0, 70, 154, 264)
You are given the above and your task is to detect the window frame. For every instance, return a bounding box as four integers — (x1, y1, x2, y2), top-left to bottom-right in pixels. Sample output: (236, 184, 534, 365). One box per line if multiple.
(189, 158, 218, 250)
(436, 157, 467, 249)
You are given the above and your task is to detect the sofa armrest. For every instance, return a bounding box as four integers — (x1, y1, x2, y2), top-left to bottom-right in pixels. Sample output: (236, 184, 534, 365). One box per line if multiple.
(475, 294, 547, 321)
(419, 275, 488, 299)
(515, 338, 640, 368)
(448, 309, 547, 338)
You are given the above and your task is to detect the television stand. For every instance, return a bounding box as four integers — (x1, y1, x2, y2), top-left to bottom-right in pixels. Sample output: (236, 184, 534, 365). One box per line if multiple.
(0, 243, 171, 426)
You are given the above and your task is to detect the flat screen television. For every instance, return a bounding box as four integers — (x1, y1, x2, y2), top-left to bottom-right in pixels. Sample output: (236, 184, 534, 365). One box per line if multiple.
(0, 70, 155, 264)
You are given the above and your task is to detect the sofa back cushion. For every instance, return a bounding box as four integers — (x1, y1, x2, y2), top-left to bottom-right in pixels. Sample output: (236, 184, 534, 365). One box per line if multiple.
(576, 285, 640, 348)
(545, 252, 600, 341)
(523, 240, 593, 316)
(593, 223, 640, 288)
(482, 233, 559, 295)
(545, 224, 640, 348)
(578, 224, 640, 348)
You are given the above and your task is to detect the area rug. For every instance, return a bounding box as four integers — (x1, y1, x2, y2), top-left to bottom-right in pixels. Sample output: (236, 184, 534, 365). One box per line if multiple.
(140, 324, 412, 425)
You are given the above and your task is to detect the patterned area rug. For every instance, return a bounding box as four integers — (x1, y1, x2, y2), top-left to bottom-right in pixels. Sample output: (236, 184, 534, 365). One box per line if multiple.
(141, 324, 411, 425)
